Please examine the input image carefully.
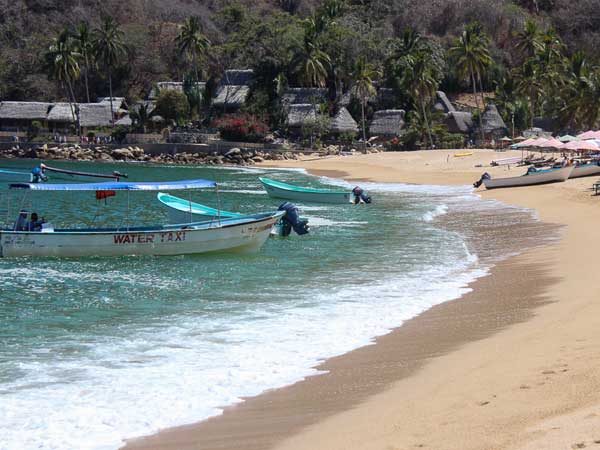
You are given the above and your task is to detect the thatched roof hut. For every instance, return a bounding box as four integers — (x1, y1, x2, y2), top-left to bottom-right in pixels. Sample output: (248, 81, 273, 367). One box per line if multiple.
(47, 103, 114, 128)
(444, 111, 473, 134)
(282, 88, 328, 106)
(0, 102, 52, 121)
(286, 104, 319, 128)
(213, 69, 254, 109)
(477, 103, 508, 138)
(213, 85, 251, 109)
(148, 82, 205, 101)
(434, 91, 455, 113)
(47, 103, 80, 123)
(330, 107, 358, 135)
(221, 69, 254, 86)
(369, 110, 406, 138)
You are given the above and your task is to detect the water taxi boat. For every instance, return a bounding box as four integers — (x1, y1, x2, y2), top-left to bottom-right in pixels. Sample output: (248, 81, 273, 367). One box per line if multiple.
(0, 180, 282, 257)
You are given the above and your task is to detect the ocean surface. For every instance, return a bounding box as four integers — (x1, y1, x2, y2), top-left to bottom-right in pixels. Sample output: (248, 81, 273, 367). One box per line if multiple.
(0, 160, 554, 450)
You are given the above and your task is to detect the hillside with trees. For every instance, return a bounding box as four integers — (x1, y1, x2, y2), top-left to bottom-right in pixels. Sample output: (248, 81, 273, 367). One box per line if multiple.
(1, 0, 600, 146)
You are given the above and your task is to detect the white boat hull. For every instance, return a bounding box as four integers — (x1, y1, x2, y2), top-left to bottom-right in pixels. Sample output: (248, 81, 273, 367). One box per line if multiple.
(0, 212, 283, 258)
(569, 163, 600, 179)
(483, 166, 573, 189)
(261, 183, 351, 204)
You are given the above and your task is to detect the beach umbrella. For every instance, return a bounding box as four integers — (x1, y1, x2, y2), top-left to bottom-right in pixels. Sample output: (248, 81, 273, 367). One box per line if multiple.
(513, 136, 527, 141)
(542, 137, 564, 149)
(515, 138, 537, 147)
(577, 130, 600, 140)
(561, 140, 599, 151)
(558, 134, 579, 143)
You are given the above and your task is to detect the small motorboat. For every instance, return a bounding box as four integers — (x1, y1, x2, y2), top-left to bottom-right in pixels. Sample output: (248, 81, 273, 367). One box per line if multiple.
(40, 163, 127, 181)
(1, 179, 282, 258)
(479, 166, 574, 189)
(569, 161, 600, 179)
(259, 177, 353, 204)
(157, 193, 309, 237)
(157, 192, 242, 223)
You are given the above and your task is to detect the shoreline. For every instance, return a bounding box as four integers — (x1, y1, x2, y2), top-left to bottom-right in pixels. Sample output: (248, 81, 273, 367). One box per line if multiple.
(125, 150, 600, 450)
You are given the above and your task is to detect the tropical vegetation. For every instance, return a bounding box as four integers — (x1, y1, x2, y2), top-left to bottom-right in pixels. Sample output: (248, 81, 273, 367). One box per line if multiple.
(3, 0, 600, 145)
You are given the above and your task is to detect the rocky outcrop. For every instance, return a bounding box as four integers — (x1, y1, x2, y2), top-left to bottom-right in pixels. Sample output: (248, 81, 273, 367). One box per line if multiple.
(0, 144, 306, 166)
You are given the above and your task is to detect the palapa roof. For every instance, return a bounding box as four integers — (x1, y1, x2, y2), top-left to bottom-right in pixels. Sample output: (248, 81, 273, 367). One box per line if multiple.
(444, 111, 473, 134)
(47, 103, 79, 122)
(330, 107, 358, 134)
(221, 69, 254, 86)
(434, 91, 455, 113)
(478, 103, 508, 134)
(282, 88, 328, 106)
(47, 103, 114, 127)
(213, 85, 251, 108)
(286, 104, 319, 128)
(369, 109, 406, 137)
(0, 102, 52, 120)
(79, 104, 114, 127)
(148, 82, 206, 101)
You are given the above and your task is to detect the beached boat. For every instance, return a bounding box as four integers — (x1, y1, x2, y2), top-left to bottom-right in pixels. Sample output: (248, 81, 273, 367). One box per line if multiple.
(483, 166, 574, 189)
(259, 177, 352, 204)
(0, 180, 283, 257)
(569, 162, 600, 179)
(157, 192, 242, 223)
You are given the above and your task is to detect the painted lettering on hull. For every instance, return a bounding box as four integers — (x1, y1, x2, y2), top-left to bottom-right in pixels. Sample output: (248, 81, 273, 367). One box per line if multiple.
(113, 231, 185, 245)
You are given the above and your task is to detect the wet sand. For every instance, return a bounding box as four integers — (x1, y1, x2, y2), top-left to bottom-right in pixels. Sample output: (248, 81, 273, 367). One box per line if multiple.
(125, 150, 600, 450)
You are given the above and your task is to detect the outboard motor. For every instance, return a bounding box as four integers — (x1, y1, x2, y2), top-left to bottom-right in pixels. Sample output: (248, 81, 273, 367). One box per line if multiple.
(30, 167, 48, 183)
(277, 202, 309, 237)
(473, 172, 491, 188)
(352, 186, 372, 204)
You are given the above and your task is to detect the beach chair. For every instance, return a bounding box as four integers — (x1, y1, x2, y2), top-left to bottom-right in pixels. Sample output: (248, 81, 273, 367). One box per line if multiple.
(594, 180, 600, 196)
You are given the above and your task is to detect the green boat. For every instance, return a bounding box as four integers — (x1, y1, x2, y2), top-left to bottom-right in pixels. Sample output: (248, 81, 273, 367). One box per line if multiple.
(259, 177, 352, 204)
(157, 192, 242, 223)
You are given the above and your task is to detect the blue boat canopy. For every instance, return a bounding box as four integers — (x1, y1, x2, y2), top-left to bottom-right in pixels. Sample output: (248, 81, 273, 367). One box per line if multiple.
(9, 179, 217, 191)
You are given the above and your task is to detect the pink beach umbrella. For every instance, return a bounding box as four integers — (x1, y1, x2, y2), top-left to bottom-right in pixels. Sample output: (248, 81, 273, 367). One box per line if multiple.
(542, 137, 564, 149)
(577, 130, 600, 140)
(561, 140, 599, 152)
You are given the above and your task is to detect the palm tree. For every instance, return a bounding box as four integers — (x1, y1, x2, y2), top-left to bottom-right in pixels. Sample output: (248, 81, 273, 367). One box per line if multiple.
(400, 50, 441, 148)
(450, 23, 492, 142)
(45, 29, 81, 135)
(514, 20, 542, 61)
(352, 56, 381, 142)
(514, 58, 544, 128)
(175, 16, 211, 119)
(94, 16, 126, 126)
(130, 103, 154, 133)
(74, 21, 94, 103)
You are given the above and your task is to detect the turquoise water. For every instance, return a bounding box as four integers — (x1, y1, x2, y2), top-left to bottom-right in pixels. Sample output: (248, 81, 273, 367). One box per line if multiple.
(0, 160, 538, 449)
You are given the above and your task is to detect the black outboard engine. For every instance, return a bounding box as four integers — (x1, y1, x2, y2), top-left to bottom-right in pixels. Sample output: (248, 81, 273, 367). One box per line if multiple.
(352, 186, 372, 204)
(278, 202, 309, 237)
(473, 172, 491, 188)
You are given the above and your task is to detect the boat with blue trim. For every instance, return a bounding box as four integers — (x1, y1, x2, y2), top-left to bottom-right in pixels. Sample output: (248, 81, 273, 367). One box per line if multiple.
(0, 179, 283, 257)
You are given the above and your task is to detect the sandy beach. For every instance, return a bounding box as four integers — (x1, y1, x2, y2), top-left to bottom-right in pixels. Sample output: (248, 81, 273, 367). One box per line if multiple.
(125, 150, 600, 450)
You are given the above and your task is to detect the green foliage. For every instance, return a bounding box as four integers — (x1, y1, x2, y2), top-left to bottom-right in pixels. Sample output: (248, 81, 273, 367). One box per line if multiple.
(155, 89, 190, 123)
(27, 121, 42, 142)
(300, 116, 331, 148)
(212, 114, 269, 142)
(111, 125, 129, 143)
